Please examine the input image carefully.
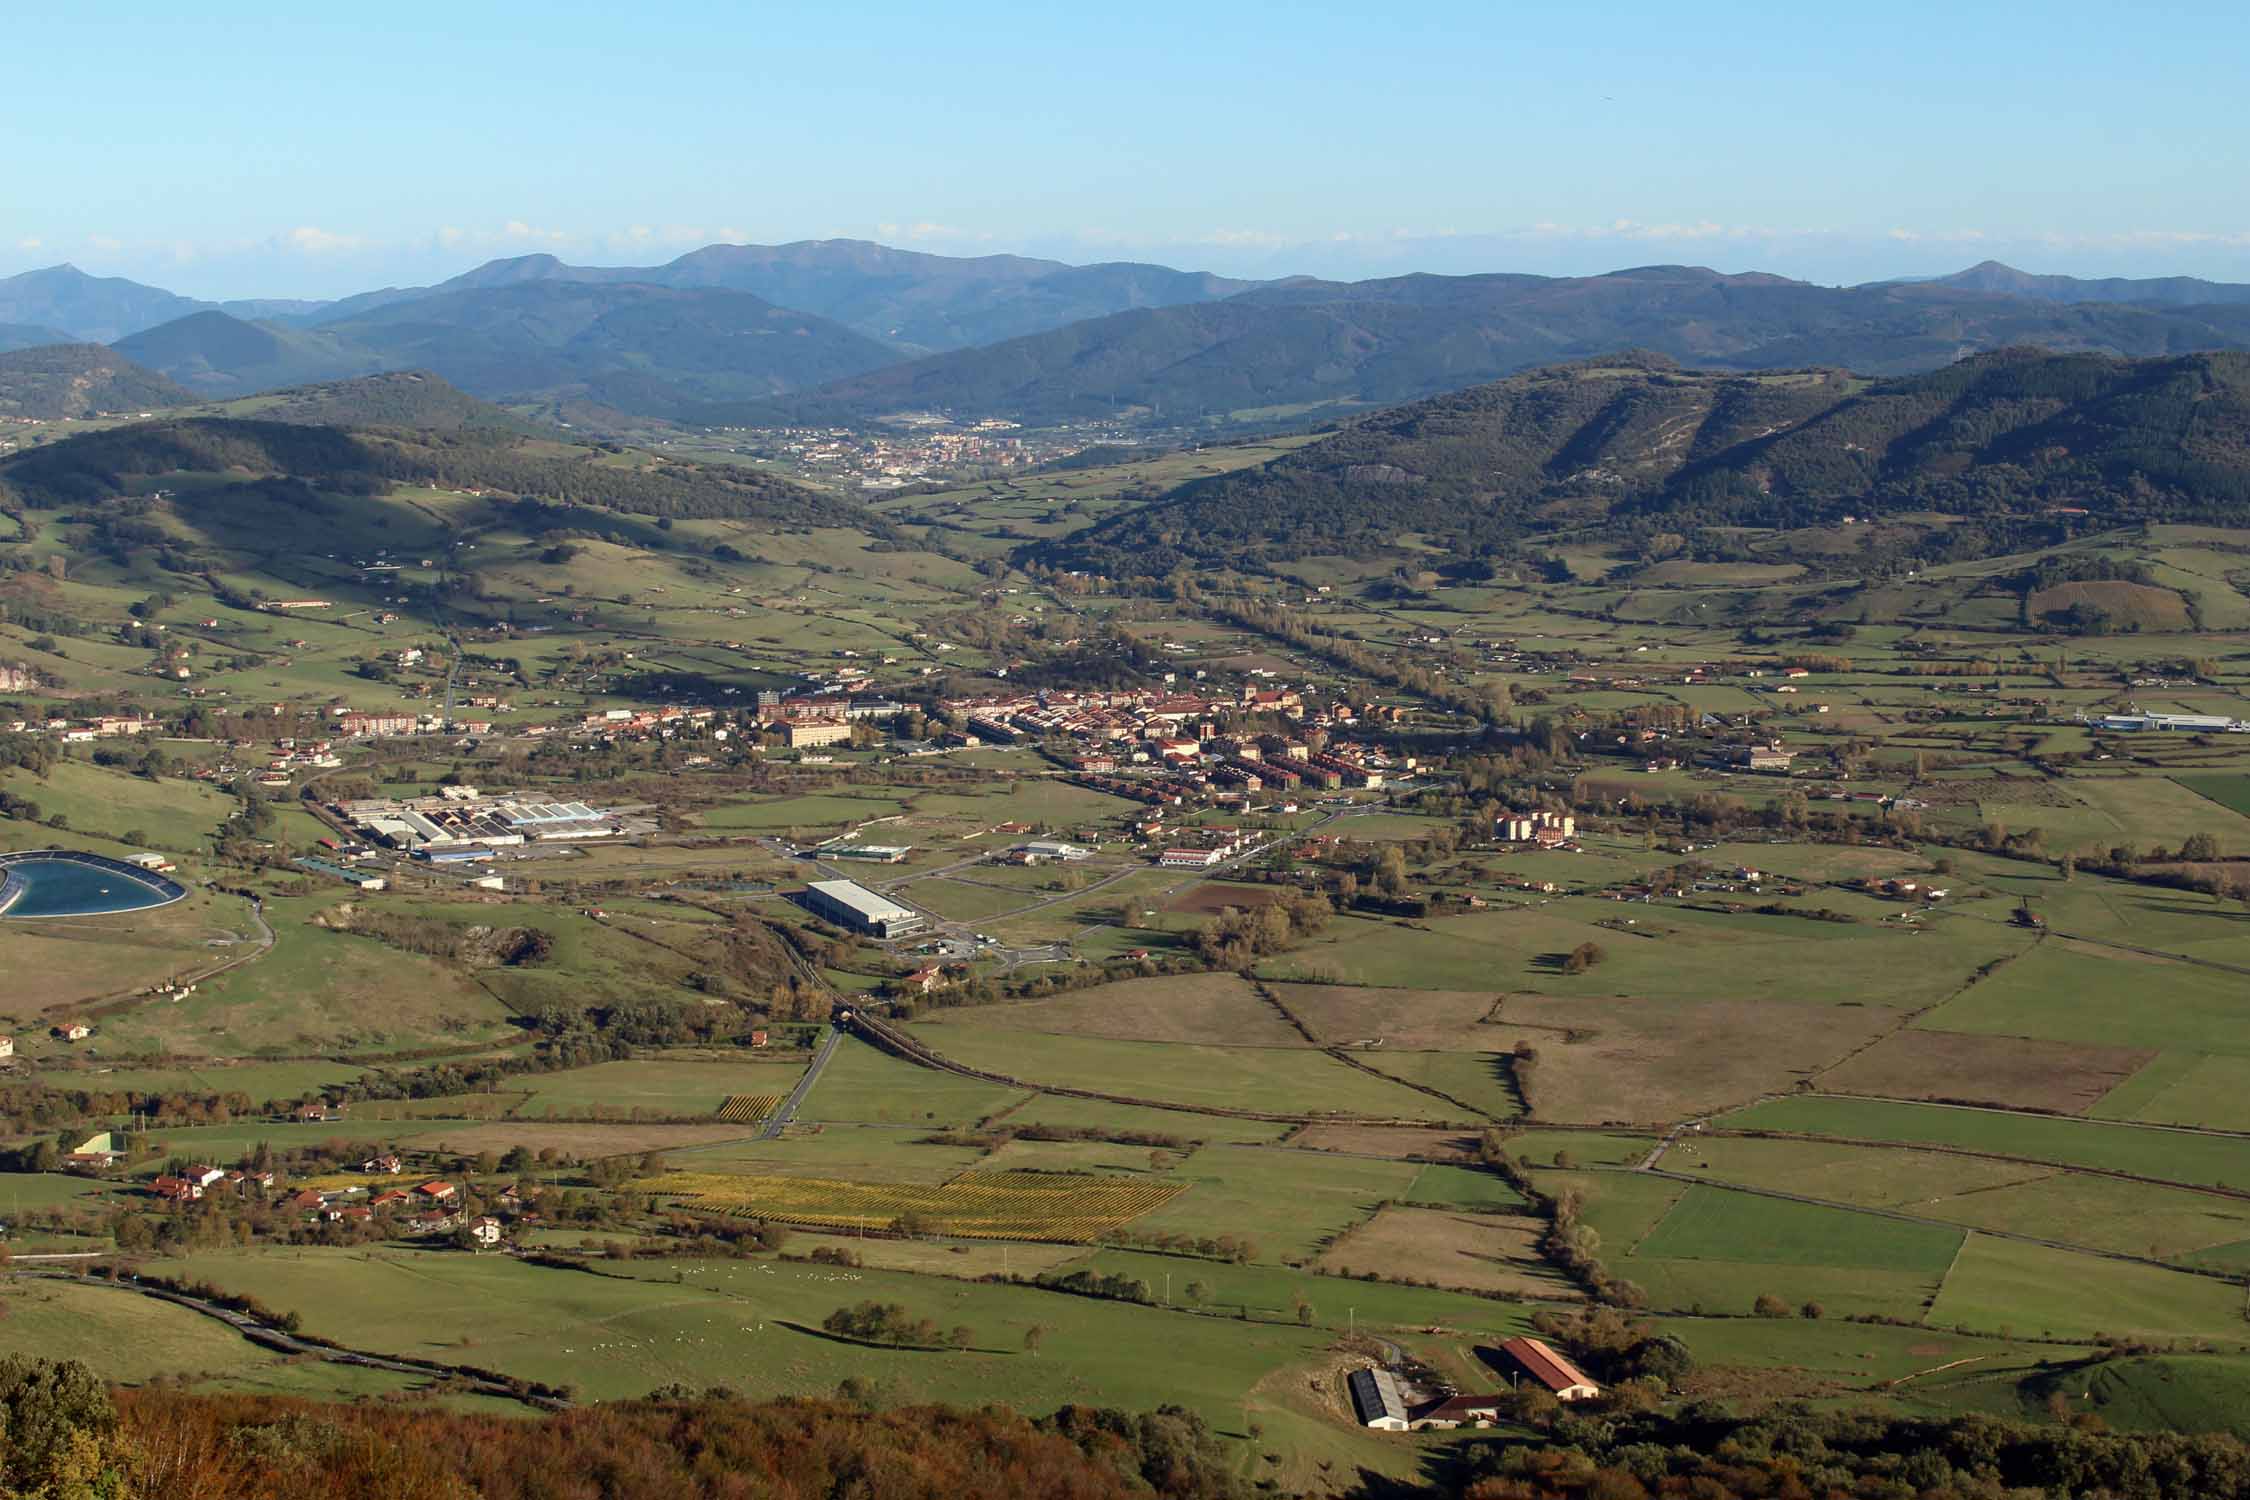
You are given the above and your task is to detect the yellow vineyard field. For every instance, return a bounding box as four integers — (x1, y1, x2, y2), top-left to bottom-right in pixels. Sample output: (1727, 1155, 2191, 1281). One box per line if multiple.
(632, 1169, 1184, 1242)
(714, 1094, 783, 1124)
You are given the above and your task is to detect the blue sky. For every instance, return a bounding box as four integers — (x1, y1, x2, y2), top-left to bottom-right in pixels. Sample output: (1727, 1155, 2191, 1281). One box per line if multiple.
(7, 0, 2248, 298)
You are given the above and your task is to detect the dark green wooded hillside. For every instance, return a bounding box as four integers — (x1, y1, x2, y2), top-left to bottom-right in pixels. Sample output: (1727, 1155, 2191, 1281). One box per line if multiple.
(1049, 349, 2250, 574)
(212, 370, 533, 433)
(0, 414, 869, 527)
(0, 343, 198, 418)
(114, 310, 389, 397)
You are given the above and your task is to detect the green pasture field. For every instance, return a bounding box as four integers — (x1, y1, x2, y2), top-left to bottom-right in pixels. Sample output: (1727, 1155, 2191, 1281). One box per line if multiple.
(2055, 1355, 2250, 1439)
(90, 894, 517, 1060)
(0, 758, 237, 850)
(1402, 1163, 1527, 1209)
(797, 1035, 1030, 1125)
(2177, 775, 2250, 818)
(1062, 1247, 1534, 1335)
(1535, 1170, 1686, 1255)
(0, 1172, 126, 1210)
(1356, 1050, 1521, 1120)
(994, 1093, 1297, 1144)
(906, 780, 1139, 826)
(1909, 1172, 2250, 1263)
(952, 973, 1307, 1049)
(142, 1245, 1417, 1493)
(1917, 942, 2250, 1056)
(676, 1131, 990, 1183)
(901, 1023, 1457, 1120)
(1652, 1313, 2082, 1393)
(976, 1137, 1183, 1175)
(1634, 1184, 1963, 1272)
(1123, 1144, 1417, 1263)
(2092, 1053, 2250, 1131)
(697, 792, 913, 831)
(1626, 1260, 1947, 1322)
(1258, 900, 2024, 1011)
(1721, 1097, 2250, 1190)
(1927, 1236, 2250, 1344)
(896, 878, 1032, 923)
(0, 1277, 289, 1384)
(515, 1058, 807, 1117)
(1672, 1136, 2058, 1210)
(2067, 775, 2250, 855)
(45, 1060, 371, 1103)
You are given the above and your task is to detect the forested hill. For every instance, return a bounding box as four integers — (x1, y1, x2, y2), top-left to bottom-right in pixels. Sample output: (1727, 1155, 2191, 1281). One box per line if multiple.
(215, 370, 533, 432)
(747, 266, 2250, 429)
(0, 343, 197, 418)
(1046, 348, 2250, 574)
(0, 413, 871, 527)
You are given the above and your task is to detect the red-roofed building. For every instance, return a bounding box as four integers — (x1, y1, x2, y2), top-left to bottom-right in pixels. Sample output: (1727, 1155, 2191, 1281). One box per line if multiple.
(1495, 1336, 1600, 1401)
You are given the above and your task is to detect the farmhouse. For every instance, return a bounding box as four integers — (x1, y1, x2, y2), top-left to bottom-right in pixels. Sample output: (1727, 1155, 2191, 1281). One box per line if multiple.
(803, 880, 925, 938)
(1408, 1394, 1508, 1430)
(1494, 1336, 1600, 1401)
(465, 1215, 505, 1249)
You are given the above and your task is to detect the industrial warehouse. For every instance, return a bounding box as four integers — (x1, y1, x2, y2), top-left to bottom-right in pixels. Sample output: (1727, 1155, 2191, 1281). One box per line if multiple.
(801, 879, 926, 938)
(333, 790, 651, 850)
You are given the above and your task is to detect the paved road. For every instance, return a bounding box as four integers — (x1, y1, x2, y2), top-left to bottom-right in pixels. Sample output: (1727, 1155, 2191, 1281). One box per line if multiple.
(761, 1023, 843, 1139)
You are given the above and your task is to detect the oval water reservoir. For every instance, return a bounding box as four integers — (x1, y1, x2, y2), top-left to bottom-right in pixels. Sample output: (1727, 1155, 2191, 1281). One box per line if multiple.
(0, 851, 187, 919)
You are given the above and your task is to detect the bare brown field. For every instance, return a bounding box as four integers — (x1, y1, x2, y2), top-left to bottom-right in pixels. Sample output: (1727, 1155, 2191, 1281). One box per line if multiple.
(1314, 1205, 1578, 1298)
(957, 973, 1310, 1047)
(1818, 1029, 2153, 1114)
(1289, 1125, 1485, 1161)
(0, 895, 244, 1013)
(1163, 882, 1287, 915)
(1267, 983, 1499, 1049)
(1495, 995, 1904, 1125)
(412, 1122, 764, 1157)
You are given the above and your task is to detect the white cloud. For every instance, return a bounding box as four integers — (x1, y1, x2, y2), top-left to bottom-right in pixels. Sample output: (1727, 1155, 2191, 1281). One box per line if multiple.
(284, 226, 366, 255)
(15, 237, 40, 252)
(86, 234, 124, 253)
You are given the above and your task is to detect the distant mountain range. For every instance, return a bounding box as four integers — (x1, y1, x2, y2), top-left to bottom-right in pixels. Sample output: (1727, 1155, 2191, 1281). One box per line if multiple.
(5, 246, 2250, 431)
(1047, 348, 2250, 573)
(1913, 260, 2250, 308)
(744, 265, 2250, 428)
(297, 240, 1259, 353)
